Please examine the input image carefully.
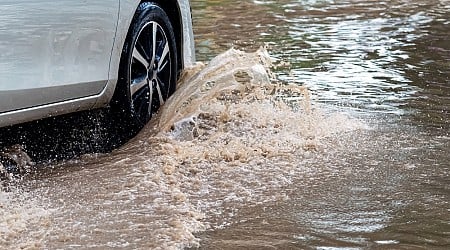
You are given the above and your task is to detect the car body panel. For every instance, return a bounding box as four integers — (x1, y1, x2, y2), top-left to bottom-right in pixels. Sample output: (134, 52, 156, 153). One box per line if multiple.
(0, 0, 196, 128)
(0, 0, 120, 113)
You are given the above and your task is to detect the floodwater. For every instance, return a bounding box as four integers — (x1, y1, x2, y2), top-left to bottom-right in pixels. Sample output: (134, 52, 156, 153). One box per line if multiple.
(1, 0, 449, 249)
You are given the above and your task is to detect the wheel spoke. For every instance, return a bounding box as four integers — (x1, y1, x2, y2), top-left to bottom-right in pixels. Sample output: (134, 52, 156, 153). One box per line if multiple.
(133, 48, 149, 69)
(155, 77, 166, 105)
(151, 22, 158, 65)
(158, 60, 169, 72)
(137, 38, 152, 61)
(158, 42, 170, 72)
(148, 81, 154, 115)
(131, 77, 148, 96)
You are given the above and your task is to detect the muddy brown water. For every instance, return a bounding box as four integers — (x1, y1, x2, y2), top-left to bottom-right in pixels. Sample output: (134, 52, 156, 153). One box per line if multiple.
(1, 0, 449, 249)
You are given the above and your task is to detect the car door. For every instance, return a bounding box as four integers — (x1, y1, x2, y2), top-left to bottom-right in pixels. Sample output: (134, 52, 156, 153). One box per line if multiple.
(0, 0, 119, 113)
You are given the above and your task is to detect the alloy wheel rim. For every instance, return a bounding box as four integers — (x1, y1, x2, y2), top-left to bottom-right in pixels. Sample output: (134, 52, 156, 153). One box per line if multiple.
(129, 21, 172, 123)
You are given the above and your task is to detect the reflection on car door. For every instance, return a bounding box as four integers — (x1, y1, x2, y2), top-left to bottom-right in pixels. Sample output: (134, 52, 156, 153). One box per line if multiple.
(0, 0, 119, 113)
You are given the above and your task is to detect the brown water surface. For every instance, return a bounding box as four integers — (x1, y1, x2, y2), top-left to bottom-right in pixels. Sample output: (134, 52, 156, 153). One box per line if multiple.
(191, 0, 449, 248)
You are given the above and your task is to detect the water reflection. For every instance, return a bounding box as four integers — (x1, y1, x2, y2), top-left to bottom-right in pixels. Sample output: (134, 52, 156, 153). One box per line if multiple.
(192, 0, 449, 122)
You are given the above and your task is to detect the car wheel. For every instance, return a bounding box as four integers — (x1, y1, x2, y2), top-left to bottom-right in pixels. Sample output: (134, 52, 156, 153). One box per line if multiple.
(112, 3, 177, 133)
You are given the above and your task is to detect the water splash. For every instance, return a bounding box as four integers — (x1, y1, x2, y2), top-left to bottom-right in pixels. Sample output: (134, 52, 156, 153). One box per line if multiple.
(0, 49, 364, 249)
(117, 48, 364, 243)
(0, 188, 51, 248)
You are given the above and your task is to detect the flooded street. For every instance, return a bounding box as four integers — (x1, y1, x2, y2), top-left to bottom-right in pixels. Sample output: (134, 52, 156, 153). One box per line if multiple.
(1, 0, 449, 249)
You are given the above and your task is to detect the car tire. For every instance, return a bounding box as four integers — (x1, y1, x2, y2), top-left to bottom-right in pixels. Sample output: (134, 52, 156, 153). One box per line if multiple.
(112, 3, 178, 134)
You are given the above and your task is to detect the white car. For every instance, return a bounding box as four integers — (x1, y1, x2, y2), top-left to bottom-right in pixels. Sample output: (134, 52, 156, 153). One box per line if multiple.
(0, 0, 195, 131)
